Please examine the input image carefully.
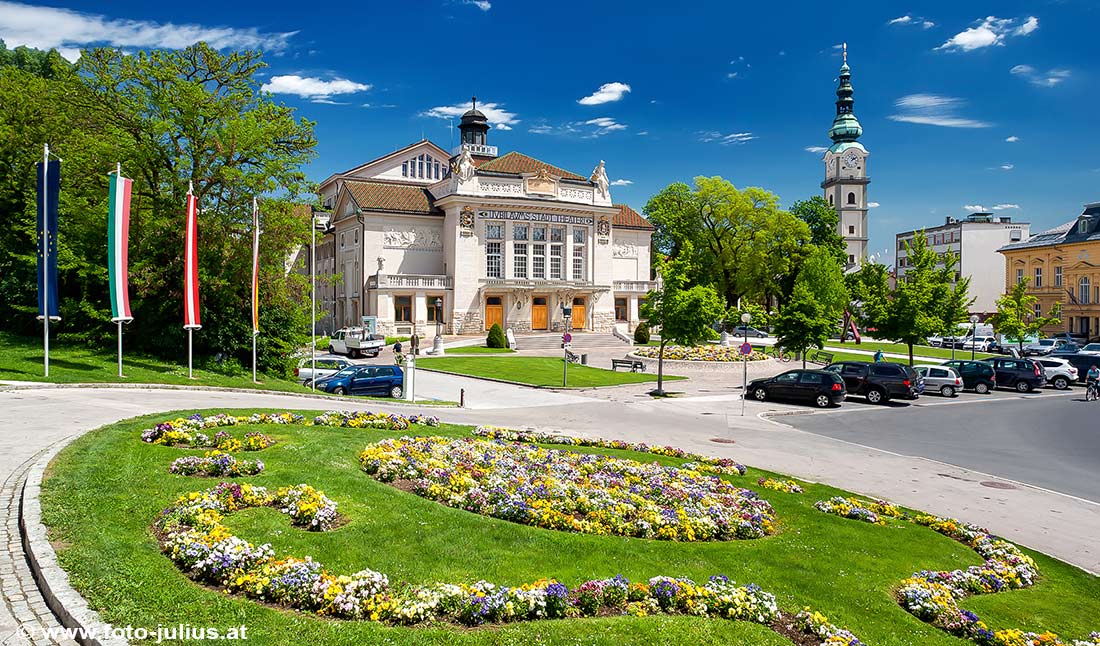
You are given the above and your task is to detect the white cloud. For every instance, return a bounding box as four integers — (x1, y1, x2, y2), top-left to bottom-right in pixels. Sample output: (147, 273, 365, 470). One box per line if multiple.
(867, 202, 881, 208)
(637, 130, 649, 136)
(1005, 135, 1020, 142)
(889, 15, 936, 28)
(1010, 64, 1071, 87)
(0, 0, 295, 62)
(578, 82, 631, 105)
(992, 203, 1019, 210)
(529, 117, 627, 138)
(778, 50, 786, 56)
(804, 146, 828, 153)
(726, 72, 739, 79)
(1000, 163, 1014, 170)
(610, 179, 633, 186)
(585, 117, 627, 135)
(922, 20, 936, 29)
(935, 16, 1039, 52)
(462, 0, 491, 10)
(262, 75, 370, 102)
(422, 100, 518, 130)
(889, 15, 913, 25)
(888, 94, 991, 128)
(699, 131, 757, 145)
(964, 204, 986, 211)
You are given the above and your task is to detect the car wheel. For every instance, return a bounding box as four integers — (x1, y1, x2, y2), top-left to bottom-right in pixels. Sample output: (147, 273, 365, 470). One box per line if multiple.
(975, 382, 991, 394)
(1052, 376, 1069, 390)
(328, 345, 335, 354)
(390, 385, 403, 398)
(815, 394, 831, 408)
(940, 385, 956, 398)
(752, 387, 767, 401)
(350, 349, 360, 359)
(1015, 380, 1032, 393)
(866, 388, 885, 404)
(333, 386, 347, 396)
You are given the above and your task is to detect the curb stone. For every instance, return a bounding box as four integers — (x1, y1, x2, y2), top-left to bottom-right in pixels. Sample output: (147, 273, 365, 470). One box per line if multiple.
(20, 436, 128, 646)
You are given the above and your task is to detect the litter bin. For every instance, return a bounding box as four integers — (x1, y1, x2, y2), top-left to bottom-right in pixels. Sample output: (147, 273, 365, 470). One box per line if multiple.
(581, 353, 588, 365)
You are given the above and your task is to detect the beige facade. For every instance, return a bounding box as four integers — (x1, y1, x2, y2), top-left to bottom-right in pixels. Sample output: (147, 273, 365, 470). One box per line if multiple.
(315, 135, 654, 338)
(998, 203, 1100, 338)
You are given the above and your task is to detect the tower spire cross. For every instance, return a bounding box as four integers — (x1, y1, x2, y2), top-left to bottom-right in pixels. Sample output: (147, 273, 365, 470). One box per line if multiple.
(842, 42, 847, 63)
(471, 95, 477, 111)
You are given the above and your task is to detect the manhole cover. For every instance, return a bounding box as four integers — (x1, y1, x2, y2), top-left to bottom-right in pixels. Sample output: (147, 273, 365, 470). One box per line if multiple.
(980, 481, 1018, 490)
(710, 438, 737, 444)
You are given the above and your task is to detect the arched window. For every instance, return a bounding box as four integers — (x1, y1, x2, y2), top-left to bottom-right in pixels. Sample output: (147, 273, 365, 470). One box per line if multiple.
(828, 194, 834, 205)
(1081, 277, 1092, 305)
(847, 192, 857, 205)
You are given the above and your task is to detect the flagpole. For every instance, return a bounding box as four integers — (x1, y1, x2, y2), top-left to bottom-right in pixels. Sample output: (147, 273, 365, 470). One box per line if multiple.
(311, 213, 316, 391)
(188, 328, 193, 379)
(118, 320, 123, 377)
(252, 197, 259, 383)
(42, 144, 49, 377)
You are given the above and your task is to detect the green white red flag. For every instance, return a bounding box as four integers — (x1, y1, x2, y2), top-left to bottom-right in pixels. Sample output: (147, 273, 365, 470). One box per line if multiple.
(251, 197, 259, 336)
(184, 183, 201, 330)
(107, 169, 133, 322)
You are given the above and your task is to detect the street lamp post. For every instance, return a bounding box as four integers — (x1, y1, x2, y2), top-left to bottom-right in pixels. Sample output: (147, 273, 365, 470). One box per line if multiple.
(562, 304, 573, 387)
(741, 312, 751, 417)
(432, 297, 444, 355)
(310, 214, 317, 391)
(970, 314, 980, 361)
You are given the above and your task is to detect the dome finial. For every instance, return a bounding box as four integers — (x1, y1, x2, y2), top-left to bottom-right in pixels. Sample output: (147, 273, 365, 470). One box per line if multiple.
(842, 42, 847, 64)
(471, 95, 477, 112)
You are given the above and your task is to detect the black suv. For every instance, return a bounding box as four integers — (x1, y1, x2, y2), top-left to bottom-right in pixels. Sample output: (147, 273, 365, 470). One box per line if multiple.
(824, 361, 922, 404)
(747, 369, 846, 408)
(941, 360, 997, 393)
(980, 357, 1046, 392)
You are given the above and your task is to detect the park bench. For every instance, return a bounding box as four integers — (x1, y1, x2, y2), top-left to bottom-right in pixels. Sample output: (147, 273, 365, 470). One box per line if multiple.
(611, 358, 646, 372)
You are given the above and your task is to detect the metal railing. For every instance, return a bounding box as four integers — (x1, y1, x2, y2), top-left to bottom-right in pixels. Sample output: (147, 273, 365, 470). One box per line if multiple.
(613, 280, 658, 292)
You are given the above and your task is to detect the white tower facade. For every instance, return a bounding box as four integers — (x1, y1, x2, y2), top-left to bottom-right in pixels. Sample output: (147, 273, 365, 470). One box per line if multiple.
(821, 45, 869, 269)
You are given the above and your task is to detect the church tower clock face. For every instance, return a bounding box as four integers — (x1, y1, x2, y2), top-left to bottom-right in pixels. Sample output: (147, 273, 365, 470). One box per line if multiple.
(842, 150, 861, 170)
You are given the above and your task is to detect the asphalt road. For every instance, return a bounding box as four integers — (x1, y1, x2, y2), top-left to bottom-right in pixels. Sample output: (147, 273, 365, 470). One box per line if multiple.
(782, 387, 1100, 503)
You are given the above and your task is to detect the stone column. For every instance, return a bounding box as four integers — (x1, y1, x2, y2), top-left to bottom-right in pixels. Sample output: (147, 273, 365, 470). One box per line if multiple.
(414, 292, 428, 337)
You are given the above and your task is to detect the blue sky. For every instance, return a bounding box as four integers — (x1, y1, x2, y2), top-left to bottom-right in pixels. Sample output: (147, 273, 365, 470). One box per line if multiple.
(3, 0, 1099, 264)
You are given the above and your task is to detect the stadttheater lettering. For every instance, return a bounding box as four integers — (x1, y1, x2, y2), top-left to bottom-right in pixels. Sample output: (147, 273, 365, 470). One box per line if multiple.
(477, 210, 594, 226)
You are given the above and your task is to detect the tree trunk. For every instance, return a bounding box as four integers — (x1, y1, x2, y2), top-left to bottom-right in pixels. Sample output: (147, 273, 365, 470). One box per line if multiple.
(908, 343, 914, 366)
(655, 339, 667, 395)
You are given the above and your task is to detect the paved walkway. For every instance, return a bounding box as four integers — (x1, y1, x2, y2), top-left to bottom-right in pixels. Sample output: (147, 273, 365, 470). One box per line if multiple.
(0, 383, 1097, 642)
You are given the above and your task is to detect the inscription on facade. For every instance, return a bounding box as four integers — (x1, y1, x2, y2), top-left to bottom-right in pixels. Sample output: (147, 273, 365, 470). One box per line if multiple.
(477, 210, 594, 225)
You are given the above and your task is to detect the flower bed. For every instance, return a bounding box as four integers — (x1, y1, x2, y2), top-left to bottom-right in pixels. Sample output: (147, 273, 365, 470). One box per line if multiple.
(814, 496, 905, 526)
(795, 608, 866, 645)
(169, 451, 264, 477)
(153, 482, 857, 640)
(473, 426, 747, 476)
(758, 478, 804, 494)
(141, 410, 441, 449)
(633, 345, 770, 362)
(360, 436, 773, 541)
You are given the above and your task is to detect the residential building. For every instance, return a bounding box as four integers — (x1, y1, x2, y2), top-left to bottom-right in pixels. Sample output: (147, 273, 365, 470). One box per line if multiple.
(314, 100, 655, 337)
(820, 44, 870, 269)
(896, 212, 1029, 315)
(998, 202, 1100, 338)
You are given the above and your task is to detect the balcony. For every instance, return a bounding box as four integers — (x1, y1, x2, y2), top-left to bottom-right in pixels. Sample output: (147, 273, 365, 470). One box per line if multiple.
(613, 280, 658, 293)
(368, 274, 453, 290)
(451, 143, 498, 158)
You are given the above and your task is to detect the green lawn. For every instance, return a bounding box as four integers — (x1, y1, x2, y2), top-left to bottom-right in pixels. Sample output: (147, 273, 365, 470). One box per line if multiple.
(444, 345, 516, 354)
(825, 340, 996, 361)
(416, 356, 682, 387)
(40, 409, 1100, 646)
(0, 332, 313, 394)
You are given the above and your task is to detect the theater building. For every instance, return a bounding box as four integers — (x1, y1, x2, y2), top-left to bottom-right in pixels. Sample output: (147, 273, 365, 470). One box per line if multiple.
(316, 101, 655, 337)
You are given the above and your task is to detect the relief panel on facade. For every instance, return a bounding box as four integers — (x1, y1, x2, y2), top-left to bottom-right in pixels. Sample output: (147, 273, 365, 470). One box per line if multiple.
(612, 242, 638, 258)
(382, 227, 442, 250)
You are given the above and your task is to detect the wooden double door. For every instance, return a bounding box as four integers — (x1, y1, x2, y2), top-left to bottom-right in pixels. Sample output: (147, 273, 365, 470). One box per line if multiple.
(485, 296, 503, 330)
(571, 297, 586, 330)
(531, 296, 548, 330)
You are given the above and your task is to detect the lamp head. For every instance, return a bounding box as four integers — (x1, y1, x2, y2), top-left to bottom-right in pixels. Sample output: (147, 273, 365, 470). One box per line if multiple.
(741, 312, 752, 324)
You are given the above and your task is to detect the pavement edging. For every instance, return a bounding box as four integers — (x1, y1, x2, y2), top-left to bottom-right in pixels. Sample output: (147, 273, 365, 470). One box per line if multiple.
(20, 435, 128, 646)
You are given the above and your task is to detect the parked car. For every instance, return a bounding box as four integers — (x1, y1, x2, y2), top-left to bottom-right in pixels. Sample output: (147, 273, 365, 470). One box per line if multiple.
(746, 369, 846, 408)
(914, 365, 963, 397)
(942, 360, 998, 394)
(823, 361, 922, 404)
(730, 325, 768, 338)
(1078, 343, 1100, 355)
(980, 357, 1046, 392)
(1051, 342, 1082, 355)
(961, 336, 999, 353)
(328, 328, 386, 358)
(1051, 353, 1100, 384)
(1051, 332, 1077, 343)
(295, 356, 353, 384)
(1035, 357, 1078, 390)
(1022, 338, 1066, 356)
(313, 365, 404, 398)
(926, 334, 944, 347)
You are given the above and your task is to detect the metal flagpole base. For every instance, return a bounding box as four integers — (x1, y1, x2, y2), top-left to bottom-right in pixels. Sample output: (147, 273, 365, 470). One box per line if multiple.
(117, 320, 123, 378)
(252, 334, 258, 383)
(187, 328, 195, 379)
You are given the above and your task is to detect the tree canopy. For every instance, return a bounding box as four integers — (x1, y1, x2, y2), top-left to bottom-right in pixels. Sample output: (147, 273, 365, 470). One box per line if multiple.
(988, 278, 1061, 350)
(790, 196, 847, 267)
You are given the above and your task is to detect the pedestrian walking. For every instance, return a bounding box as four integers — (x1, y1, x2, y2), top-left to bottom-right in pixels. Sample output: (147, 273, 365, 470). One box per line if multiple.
(393, 340, 404, 365)
(873, 349, 884, 362)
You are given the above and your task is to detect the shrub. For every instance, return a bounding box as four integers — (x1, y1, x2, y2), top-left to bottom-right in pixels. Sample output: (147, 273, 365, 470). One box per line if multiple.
(633, 323, 651, 344)
(486, 323, 507, 348)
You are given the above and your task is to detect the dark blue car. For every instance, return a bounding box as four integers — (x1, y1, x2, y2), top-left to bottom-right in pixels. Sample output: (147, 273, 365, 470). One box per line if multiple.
(313, 365, 404, 398)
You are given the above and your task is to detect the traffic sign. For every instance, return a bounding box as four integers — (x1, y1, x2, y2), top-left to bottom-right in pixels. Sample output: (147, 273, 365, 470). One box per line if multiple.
(740, 342, 753, 356)
(563, 332, 573, 343)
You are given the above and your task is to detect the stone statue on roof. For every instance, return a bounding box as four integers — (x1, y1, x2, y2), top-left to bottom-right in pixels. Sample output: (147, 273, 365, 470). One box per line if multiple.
(452, 148, 476, 183)
(590, 160, 609, 199)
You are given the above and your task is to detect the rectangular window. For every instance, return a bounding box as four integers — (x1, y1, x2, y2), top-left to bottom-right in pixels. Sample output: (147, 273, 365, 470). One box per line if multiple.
(434, 161, 440, 180)
(1034, 303, 1042, 319)
(401, 161, 408, 177)
(614, 297, 627, 321)
(532, 227, 546, 242)
(427, 297, 443, 323)
(418, 155, 424, 178)
(572, 229, 586, 281)
(848, 225, 855, 235)
(486, 242, 503, 278)
(532, 244, 546, 279)
(550, 244, 563, 279)
(1034, 267, 1042, 288)
(514, 243, 528, 278)
(1016, 268, 1024, 284)
(1055, 266, 1063, 287)
(513, 224, 528, 240)
(848, 254, 855, 264)
(486, 223, 503, 240)
(550, 227, 564, 243)
(395, 296, 412, 322)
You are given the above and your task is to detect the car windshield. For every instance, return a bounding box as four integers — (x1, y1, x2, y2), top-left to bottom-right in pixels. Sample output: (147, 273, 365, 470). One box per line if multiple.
(1084, 344, 1100, 351)
(331, 366, 357, 377)
(1038, 340, 1055, 346)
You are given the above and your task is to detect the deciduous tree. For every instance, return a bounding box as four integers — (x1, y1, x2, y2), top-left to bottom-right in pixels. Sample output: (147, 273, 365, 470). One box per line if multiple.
(988, 278, 1061, 352)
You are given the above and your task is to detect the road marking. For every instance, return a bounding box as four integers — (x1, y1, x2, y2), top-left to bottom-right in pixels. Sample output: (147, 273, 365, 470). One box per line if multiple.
(772, 389, 1078, 417)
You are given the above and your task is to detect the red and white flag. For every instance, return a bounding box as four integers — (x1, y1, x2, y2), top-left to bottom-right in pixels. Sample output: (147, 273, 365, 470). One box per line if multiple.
(251, 197, 260, 336)
(184, 183, 201, 330)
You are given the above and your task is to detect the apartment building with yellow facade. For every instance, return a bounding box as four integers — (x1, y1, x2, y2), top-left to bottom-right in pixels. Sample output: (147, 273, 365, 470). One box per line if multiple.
(998, 202, 1100, 339)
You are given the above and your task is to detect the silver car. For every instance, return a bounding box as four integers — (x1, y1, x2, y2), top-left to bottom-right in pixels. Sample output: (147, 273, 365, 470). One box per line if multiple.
(915, 364, 963, 397)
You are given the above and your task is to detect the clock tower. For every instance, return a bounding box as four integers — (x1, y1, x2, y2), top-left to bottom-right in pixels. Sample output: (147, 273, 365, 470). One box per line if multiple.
(821, 44, 869, 269)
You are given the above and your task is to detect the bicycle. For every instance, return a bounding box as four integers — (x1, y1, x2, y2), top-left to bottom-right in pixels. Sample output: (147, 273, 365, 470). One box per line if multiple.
(564, 349, 581, 364)
(769, 346, 792, 363)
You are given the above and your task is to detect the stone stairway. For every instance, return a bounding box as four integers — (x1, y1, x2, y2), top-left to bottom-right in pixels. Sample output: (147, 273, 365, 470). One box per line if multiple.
(513, 332, 631, 350)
